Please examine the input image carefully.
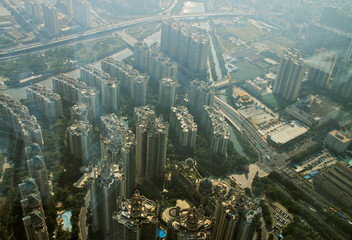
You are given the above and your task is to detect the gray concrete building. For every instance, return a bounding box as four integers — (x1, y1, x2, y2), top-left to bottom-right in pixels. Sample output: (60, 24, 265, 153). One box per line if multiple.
(325, 130, 351, 153)
(201, 106, 229, 155)
(332, 59, 352, 100)
(26, 84, 63, 120)
(188, 79, 214, 117)
(273, 49, 305, 101)
(67, 120, 92, 165)
(89, 162, 126, 238)
(72, 0, 90, 27)
(161, 20, 209, 73)
(170, 106, 197, 148)
(70, 104, 92, 122)
(158, 78, 177, 110)
(41, 4, 59, 37)
(135, 106, 168, 185)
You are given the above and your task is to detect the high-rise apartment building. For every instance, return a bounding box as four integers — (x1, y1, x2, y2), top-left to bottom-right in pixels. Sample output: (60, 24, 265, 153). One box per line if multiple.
(101, 77, 120, 114)
(307, 49, 336, 88)
(52, 74, 98, 117)
(67, 120, 92, 165)
(166, 206, 212, 240)
(25, 144, 51, 201)
(135, 106, 168, 185)
(89, 162, 126, 237)
(201, 106, 229, 155)
(0, 94, 44, 146)
(42, 4, 60, 37)
(112, 190, 158, 240)
(169, 106, 197, 148)
(212, 191, 262, 240)
(26, 84, 63, 120)
(273, 49, 305, 101)
(19, 178, 49, 240)
(30, 2, 42, 23)
(72, 0, 90, 27)
(101, 59, 148, 106)
(158, 78, 177, 110)
(188, 79, 214, 116)
(161, 20, 209, 73)
(134, 42, 178, 81)
(332, 59, 352, 100)
(100, 113, 136, 196)
(70, 104, 92, 122)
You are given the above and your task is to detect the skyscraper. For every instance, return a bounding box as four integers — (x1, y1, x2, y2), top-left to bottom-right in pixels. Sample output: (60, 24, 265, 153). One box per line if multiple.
(273, 49, 305, 101)
(26, 84, 63, 120)
(25, 143, 51, 201)
(212, 191, 261, 240)
(135, 106, 168, 185)
(89, 162, 126, 237)
(161, 20, 209, 74)
(169, 106, 197, 148)
(188, 79, 214, 117)
(332, 59, 352, 100)
(42, 4, 60, 37)
(67, 120, 92, 165)
(100, 113, 136, 197)
(112, 190, 158, 240)
(72, 0, 90, 27)
(158, 78, 177, 110)
(166, 206, 212, 240)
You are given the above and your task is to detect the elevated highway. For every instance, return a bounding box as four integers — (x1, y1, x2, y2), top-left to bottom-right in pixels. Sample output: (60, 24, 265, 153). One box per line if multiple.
(0, 11, 253, 59)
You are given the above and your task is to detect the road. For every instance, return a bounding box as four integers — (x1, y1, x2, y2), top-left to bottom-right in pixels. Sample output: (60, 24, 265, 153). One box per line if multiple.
(0, 11, 253, 59)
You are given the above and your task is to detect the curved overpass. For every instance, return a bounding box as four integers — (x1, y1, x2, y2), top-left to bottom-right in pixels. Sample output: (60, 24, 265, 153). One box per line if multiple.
(0, 11, 253, 59)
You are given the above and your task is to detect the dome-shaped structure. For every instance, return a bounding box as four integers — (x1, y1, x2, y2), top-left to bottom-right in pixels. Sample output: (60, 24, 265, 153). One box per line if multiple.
(198, 178, 212, 195)
(185, 158, 195, 167)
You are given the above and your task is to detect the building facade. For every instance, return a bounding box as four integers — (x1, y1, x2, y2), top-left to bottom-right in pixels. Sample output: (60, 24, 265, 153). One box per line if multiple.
(273, 49, 305, 101)
(158, 78, 177, 110)
(67, 120, 92, 165)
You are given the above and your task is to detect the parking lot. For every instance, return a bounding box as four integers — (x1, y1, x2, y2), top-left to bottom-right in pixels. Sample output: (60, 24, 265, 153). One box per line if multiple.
(267, 201, 293, 236)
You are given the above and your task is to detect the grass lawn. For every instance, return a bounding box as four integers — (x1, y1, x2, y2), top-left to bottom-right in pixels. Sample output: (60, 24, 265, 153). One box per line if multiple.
(230, 60, 265, 82)
(125, 23, 160, 40)
(230, 21, 267, 41)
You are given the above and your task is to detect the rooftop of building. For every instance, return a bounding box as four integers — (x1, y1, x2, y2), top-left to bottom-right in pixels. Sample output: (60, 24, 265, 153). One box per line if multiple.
(289, 95, 340, 119)
(70, 104, 89, 114)
(115, 190, 158, 230)
(328, 130, 352, 143)
(27, 84, 61, 101)
(204, 106, 230, 138)
(171, 106, 197, 131)
(19, 178, 38, 196)
(67, 120, 92, 136)
(25, 143, 42, 160)
(160, 77, 178, 87)
(269, 121, 309, 145)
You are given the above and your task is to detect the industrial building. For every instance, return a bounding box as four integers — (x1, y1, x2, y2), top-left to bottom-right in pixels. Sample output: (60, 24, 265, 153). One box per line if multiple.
(169, 106, 197, 148)
(273, 49, 305, 101)
(313, 162, 352, 210)
(285, 95, 340, 128)
(67, 120, 92, 165)
(26, 84, 63, 119)
(112, 190, 158, 240)
(135, 106, 168, 185)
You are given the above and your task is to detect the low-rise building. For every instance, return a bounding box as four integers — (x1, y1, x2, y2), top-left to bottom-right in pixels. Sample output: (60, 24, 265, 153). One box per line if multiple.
(325, 130, 351, 153)
(244, 78, 270, 97)
(285, 95, 339, 128)
(313, 162, 352, 210)
(267, 121, 309, 147)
